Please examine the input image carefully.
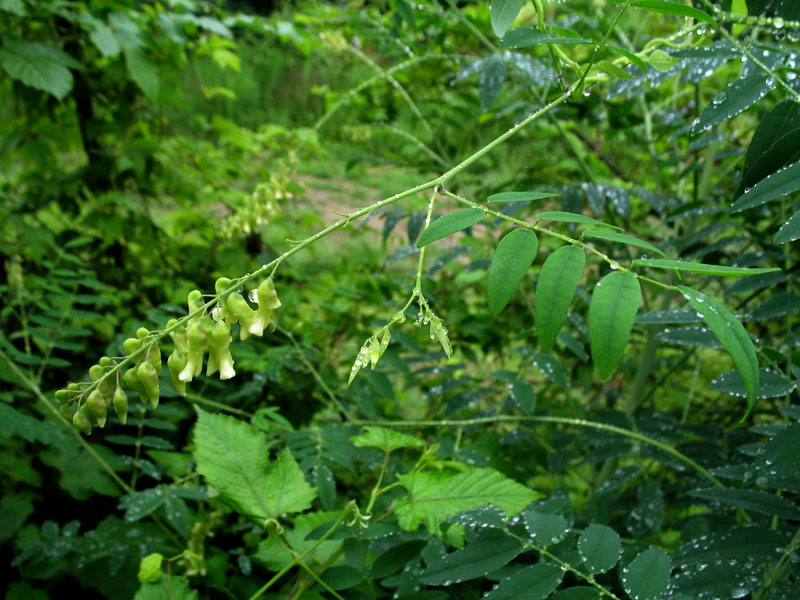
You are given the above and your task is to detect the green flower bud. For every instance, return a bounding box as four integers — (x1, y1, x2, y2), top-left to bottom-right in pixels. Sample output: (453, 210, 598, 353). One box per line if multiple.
(67, 382, 81, 391)
(167, 349, 187, 397)
(123, 337, 142, 357)
(138, 552, 164, 584)
(136, 360, 160, 410)
(99, 356, 114, 367)
(226, 293, 255, 340)
(187, 289, 204, 317)
(86, 389, 108, 428)
(73, 408, 92, 433)
(113, 386, 128, 425)
(179, 319, 208, 383)
(80, 401, 97, 426)
(55, 389, 70, 404)
(147, 342, 162, 376)
(250, 278, 281, 336)
(207, 319, 235, 380)
(89, 364, 105, 381)
(168, 321, 189, 355)
(215, 277, 235, 323)
(136, 327, 150, 339)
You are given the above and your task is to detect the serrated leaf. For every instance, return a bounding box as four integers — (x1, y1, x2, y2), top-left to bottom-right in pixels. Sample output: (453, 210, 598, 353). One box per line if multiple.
(490, 0, 525, 37)
(537, 211, 622, 230)
(622, 548, 670, 600)
(480, 55, 506, 110)
(688, 488, 800, 520)
(731, 160, 800, 213)
(194, 408, 316, 521)
(578, 524, 621, 574)
(350, 426, 424, 452)
(484, 563, 564, 600)
(589, 272, 641, 380)
(0, 40, 74, 100)
(487, 191, 559, 203)
(678, 286, 759, 415)
(523, 509, 569, 544)
(693, 74, 771, 135)
(775, 208, 800, 244)
(632, 259, 778, 276)
(395, 467, 541, 534)
(631, 0, 717, 26)
(419, 530, 521, 585)
(584, 230, 669, 259)
(417, 209, 484, 248)
(535, 246, 585, 352)
(487, 229, 538, 317)
(500, 27, 594, 48)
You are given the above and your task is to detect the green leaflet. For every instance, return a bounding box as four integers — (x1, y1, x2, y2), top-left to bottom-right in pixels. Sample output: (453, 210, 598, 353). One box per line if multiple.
(487, 191, 558, 203)
(509, 380, 536, 413)
(693, 74, 771, 135)
(483, 563, 564, 600)
(589, 272, 641, 380)
(489, 0, 525, 37)
(395, 467, 541, 534)
(134, 577, 197, 600)
(688, 488, 800, 520)
(418, 530, 521, 585)
(630, 0, 717, 26)
(621, 548, 671, 600)
(537, 211, 622, 230)
(730, 159, 800, 213)
(480, 55, 506, 110)
(523, 509, 569, 544)
(193, 408, 316, 521)
(499, 28, 594, 48)
(350, 426, 424, 452)
(583, 230, 669, 259)
(487, 229, 538, 317)
(578, 524, 621, 574)
(678, 286, 759, 415)
(632, 259, 779, 276)
(0, 39, 76, 100)
(416, 208, 484, 248)
(535, 246, 585, 352)
(774, 207, 800, 244)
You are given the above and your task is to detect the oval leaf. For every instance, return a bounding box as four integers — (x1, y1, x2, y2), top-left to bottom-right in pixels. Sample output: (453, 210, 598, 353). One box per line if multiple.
(490, 0, 525, 38)
(693, 74, 771, 135)
(523, 509, 570, 545)
(484, 563, 564, 600)
(679, 286, 759, 416)
(535, 245, 585, 352)
(417, 208, 484, 248)
(621, 548, 671, 600)
(537, 211, 623, 230)
(632, 259, 779, 277)
(487, 229, 538, 317)
(584, 230, 669, 259)
(418, 531, 521, 585)
(487, 191, 559, 203)
(578, 524, 621, 574)
(589, 272, 641, 380)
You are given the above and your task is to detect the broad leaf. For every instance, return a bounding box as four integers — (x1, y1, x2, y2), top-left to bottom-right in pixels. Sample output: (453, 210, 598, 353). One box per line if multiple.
(523, 509, 569, 544)
(589, 272, 641, 380)
(395, 467, 541, 534)
(490, 0, 525, 37)
(679, 286, 759, 415)
(774, 207, 800, 244)
(693, 74, 772, 135)
(583, 230, 668, 259)
(537, 211, 622, 230)
(535, 245, 585, 352)
(134, 578, 197, 600)
(0, 39, 75, 100)
(621, 548, 671, 600)
(483, 563, 564, 600)
(730, 159, 800, 213)
(688, 488, 800, 520)
(632, 259, 778, 276)
(487, 228, 538, 317)
(417, 209, 484, 247)
(419, 530, 521, 585)
(578, 524, 621, 574)
(350, 426, 424, 452)
(487, 191, 558, 203)
(194, 408, 316, 521)
(631, 0, 716, 26)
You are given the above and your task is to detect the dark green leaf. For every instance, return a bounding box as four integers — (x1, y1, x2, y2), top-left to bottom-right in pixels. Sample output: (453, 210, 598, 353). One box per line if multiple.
(578, 524, 621, 574)
(693, 74, 771, 135)
(509, 380, 536, 413)
(584, 230, 669, 259)
(372, 540, 426, 578)
(551, 588, 601, 600)
(589, 272, 641, 380)
(134, 578, 197, 600)
(523, 509, 569, 544)
(419, 531, 521, 585)
(417, 209, 485, 248)
(483, 563, 564, 600)
(500, 27, 594, 48)
(621, 548, 671, 600)
(631, 0, 717, 26)
(537, 211, 622, 230)
(119, 489, 167, 522)
(529, 351, 569, 387)
(655, 326, 722, 348)
(535, 245, 585, 352)
(480, 55, 506, 110)
(490, 0, 525, 37)
(487, 229, 538, 317)
(746, 292, 800, 322)
(632, 259, 778, 276)
(679, 286, 759, 415)
(774, 208, 800, 244)
(710, 368, 796, 399)
(487, 191, 559, 203)
(688, 488, 800, 520)
(319, 565, 363, 590)
(164, 494, 190, 538)
(730, 159, 800, 213)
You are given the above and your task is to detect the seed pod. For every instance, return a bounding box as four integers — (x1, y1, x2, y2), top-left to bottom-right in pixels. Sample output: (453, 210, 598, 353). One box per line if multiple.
(86, 389, 108, 428)
(136, 360, 160, 409)
(146, 342, 162, 376)
(250, 278, 281, 336)
(113, 385, 128, 425)
(67, 382, 81, 391)
(55, 389, 70, 404)
(59, 402, 74, 420)
(136, 327, 150, 339)
(73, 408, 92, 433)
(207, 319, 235, 380)
(167, 349, 187, 397)
(99, 356, 114, 367)
(80, 401, 97, 426)
(123, 337, 142, 358)
(179, 319, 208, 383)
(89, 364, 105, 381)
(123, 366, 143, 393)
(226, 293, 255, 340)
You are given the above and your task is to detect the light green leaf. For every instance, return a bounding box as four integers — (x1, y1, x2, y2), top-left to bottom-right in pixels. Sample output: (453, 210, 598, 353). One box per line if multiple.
(589, 272, 641, 380)
(193, 408, 316, 521)
(350, 426, 424, 452)
(688, 488, 800, 520)
(487, 229, 538, 317)
(731, 160, 800, 213)
(537, 211, 623, 230)
(608, 45, 648, 73)
(584, 230, 669, 259)
(500, 27, 594, 48)
(621, 548, 671, 600)
(578, 524, 621, 574)
(487, 191, 559, 203)
(417, 208, 484, 248)
(484, 563, 564, 600)
(134, 578, 197, 600)
(90, 24, 121, 57)
(631, 0, 717, 26)
(523, 509, 569, 544)
(490, 0, 525, 37)
(0, 0, 25, 16)
(123, 45, 160, 101)
(535, 246, 585, 352)
(0, 40, 74, 100)
(774, 207, 800, 244)
(419, 530, 521, 585)
(679, 286, 759, 415)
(632, 259, 779, 277)
(693, 74, 772, 135)
(395, 467, 541, 534)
